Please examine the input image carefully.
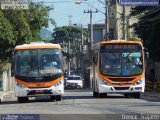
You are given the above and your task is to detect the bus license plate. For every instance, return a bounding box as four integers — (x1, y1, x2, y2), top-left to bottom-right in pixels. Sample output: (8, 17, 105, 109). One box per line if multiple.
(36, 90, 44, 93)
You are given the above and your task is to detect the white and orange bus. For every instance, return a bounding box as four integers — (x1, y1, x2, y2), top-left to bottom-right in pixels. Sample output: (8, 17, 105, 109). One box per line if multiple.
(14, 42, 64, 102)
(91, 40, 146, 98)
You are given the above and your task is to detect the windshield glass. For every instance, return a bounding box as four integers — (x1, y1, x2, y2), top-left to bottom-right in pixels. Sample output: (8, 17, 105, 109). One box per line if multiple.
(100, 44, 143, 76)
(15, 48, 62, 77)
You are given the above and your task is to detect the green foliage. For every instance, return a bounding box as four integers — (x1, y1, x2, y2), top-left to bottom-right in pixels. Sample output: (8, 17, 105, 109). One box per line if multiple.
(0, 2, 54, 61)
(130, 6, 160, 61)
(0, 11, 15, 61)
(52, 26, 88, 44)
(0, 63, 9, 73)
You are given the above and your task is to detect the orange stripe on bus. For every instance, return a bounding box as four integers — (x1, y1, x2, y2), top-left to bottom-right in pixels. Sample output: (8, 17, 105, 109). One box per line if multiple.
(15, 76, 64, 88)
(15, 46, 61, 50)
(98, 71, 145, 85)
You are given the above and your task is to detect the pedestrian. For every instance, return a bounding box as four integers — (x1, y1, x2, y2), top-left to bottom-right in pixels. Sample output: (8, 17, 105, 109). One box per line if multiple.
(149, 69, 155, 91)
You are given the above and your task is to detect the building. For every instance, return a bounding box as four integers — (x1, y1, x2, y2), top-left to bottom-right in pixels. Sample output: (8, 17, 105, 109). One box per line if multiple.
(106, 0, 139, 40)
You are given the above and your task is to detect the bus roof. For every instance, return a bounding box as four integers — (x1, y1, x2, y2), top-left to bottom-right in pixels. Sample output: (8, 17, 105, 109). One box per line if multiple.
(15, 42, 61, 50)
(92, 40, 144, 50)
(100, 40, 143, 44)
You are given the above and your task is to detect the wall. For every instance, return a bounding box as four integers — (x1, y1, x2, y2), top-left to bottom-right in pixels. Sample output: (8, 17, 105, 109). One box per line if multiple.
(1, 63, 15, 92)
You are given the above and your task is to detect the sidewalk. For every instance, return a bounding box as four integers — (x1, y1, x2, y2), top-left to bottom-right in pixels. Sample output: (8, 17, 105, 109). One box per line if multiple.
(143, 91, 160, 98)
(0, 91, 7, 103)
(0, 91, 13, 103)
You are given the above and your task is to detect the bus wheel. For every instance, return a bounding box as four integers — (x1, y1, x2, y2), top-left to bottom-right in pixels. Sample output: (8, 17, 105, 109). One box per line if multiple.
(124, 93, 130, 98)
(134, 93, 141, 99)
(56, 95, 62, 101)
(99, 93, 107, 98)
(17, 97, 28, 103)
(93, 91, 98, 98)
(50, 96, 56, 101)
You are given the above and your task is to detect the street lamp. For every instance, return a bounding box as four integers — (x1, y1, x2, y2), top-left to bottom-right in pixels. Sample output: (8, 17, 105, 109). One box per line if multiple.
(75, 0, 87, 4)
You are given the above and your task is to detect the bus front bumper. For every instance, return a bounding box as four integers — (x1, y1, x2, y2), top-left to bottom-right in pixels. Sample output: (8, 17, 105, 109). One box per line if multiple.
(15, 82, 64, 97)
(99, 84, 145, 93)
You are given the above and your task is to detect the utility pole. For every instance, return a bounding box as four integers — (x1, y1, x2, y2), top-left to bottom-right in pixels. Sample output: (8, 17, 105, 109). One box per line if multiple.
(105, 0, 110, 40)
(126, 16, 129, 40)
(68, 15, 72, 76)
(68, 15, 72, 26)
(84, 10, 98, 46)
(80, 24, 84, 79)
(122, 6, 126, 40)
(84, 9, 98, 88)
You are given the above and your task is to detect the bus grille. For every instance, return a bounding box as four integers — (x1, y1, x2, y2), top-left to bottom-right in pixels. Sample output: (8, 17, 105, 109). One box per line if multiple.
(108, 78, 134, 82)
(114, 87, 129, 90)
(27, 90, 52, 95)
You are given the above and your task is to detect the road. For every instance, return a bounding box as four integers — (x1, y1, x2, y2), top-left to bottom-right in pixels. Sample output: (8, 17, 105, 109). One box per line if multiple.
(0, 89, 160, 120)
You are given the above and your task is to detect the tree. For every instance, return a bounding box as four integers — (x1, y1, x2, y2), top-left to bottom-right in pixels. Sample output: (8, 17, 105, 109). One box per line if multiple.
(0, 11, 15, 61)
(52, 26, 88, 44)
(0, 2, 54, 61)
(52, 26, 88, 72)
(130, 6, 160, 61)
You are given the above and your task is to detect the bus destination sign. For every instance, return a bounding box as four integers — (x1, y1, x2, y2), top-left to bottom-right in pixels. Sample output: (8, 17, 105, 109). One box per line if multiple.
(106, 44, 136, 49)
(101, 44, 142, 52)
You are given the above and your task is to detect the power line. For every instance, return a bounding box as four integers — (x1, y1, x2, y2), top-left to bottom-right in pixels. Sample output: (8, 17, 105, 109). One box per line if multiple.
(78, 12, 85, 24)
(29, 0, 73, 3)
(95, 19, 105, 23)
(93, 2, 100, 23)
(84, 9, 98, 45)
(78, 1, 105, 14)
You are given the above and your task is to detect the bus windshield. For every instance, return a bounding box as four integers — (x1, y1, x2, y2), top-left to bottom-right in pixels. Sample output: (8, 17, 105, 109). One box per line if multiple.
(100, 44, 143, 76)
(15, 48, 62, 77)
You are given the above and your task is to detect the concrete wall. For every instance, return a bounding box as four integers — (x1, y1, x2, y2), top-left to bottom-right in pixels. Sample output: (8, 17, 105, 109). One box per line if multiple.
(2, 63, 15, 92)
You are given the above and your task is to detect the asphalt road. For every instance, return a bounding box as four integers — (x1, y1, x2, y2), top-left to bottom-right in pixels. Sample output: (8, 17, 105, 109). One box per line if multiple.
(0, 89, 160, 120)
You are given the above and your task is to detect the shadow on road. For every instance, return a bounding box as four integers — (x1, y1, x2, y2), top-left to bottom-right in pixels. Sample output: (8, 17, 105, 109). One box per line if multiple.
(141, 97, 160, 102)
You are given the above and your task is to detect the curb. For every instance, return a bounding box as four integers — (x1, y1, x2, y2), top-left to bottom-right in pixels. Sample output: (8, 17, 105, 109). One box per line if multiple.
(142, 92, 160, 98)
(0, 92, 8, 103)
(0, 91, 14, 103)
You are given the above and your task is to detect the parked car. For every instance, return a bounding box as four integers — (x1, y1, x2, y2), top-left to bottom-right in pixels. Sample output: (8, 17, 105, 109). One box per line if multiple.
(65, 75, 83, 89)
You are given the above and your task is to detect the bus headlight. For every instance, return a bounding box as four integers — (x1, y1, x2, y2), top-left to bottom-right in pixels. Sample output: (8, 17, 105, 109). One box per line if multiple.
(134, 78, 144, 85)
(99, 79, 109, 85)
(16, 82, 26, 89)
(54, 81, 62, 87)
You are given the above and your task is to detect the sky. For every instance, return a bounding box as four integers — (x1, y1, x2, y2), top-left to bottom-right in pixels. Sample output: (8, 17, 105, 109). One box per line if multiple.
(34, 0, 105, 32)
